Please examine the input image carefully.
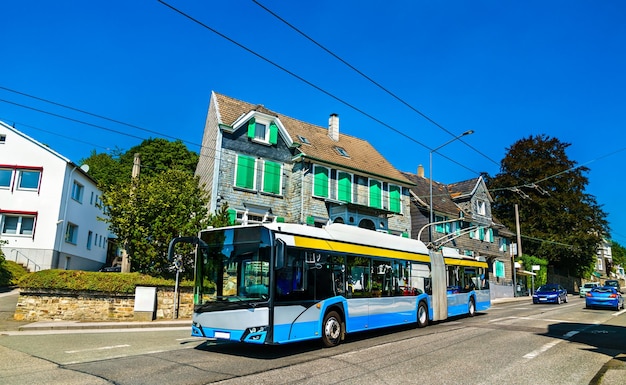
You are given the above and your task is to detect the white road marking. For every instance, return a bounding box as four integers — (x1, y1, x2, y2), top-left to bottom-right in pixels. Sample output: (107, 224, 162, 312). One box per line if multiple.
(65, 344, 130, 354)
(523, 340, 560, 359)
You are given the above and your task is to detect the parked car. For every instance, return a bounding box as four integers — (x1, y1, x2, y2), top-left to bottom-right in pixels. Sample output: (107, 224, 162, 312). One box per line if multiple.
(585, 286, 624, 310)
(579, 282, 599, 298)
(532, 284, 568, 304)
(99, 265, 121, 272)
(604, 280, 622, 294)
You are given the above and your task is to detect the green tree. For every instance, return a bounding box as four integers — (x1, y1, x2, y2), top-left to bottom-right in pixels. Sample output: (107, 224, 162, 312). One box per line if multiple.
(80, 138, 198, 189)
(611, 241, 626, 270)
(102, 169, 209, 279)
(488, 135, 608, 278)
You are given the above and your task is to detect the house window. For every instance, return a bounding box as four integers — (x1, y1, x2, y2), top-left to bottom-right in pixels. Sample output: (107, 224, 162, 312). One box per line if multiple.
(0, 134, 6, 143)
(247, 117, 278, 145)
(313, 165, 330, 198)
(71, 181, 84, 203)
(297, 135, 310, 145)
(369, 179, 382, 209)
(87, 231, 93, 250)
(597, 257, 603, 271)
(477, 200, 486, 216)
(65, 223, 78, 244)
(499, 238, 508, 252)
(337, 171, 352, 203)
(0, 168, 12, 188)
(1, 214, 35, 235)
(234, 154, 256, 190)
(17, 169, 41, 190)
(262, 160, 282, 195)
(388, 184, 401, 213)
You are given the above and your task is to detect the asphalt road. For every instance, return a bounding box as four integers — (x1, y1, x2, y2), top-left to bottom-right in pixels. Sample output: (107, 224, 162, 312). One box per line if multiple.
(1, 293, 625, 385)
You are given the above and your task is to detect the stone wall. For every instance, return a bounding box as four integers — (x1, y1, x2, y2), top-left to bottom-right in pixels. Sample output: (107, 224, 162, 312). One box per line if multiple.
(14, 286, 193, 322)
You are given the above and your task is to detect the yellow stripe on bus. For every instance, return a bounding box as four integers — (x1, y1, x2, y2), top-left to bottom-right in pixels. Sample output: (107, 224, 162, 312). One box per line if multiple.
(293, 236, 431, 263)
(444, 258, 488, 268)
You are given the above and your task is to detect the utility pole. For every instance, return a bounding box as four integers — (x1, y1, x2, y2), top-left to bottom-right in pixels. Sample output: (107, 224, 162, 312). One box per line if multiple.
(514, 204, 522, 296)
(121, 153, 141, 273)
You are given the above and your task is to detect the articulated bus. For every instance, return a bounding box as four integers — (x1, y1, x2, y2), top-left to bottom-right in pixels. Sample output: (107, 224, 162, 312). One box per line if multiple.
(170, 222, 490, 347)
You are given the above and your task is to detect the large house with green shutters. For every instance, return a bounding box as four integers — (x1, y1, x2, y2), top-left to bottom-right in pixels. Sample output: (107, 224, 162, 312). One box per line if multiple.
(195, 92, 414, 235)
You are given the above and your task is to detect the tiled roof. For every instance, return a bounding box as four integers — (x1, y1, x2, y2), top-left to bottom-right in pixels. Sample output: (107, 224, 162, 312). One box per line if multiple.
(401, 172, 461, 216)
(214, 92, 413, 185)
(447, 178, 479, 199)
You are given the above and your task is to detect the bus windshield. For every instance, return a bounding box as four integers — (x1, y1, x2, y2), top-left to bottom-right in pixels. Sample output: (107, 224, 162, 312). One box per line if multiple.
(196, 226, 272, 305)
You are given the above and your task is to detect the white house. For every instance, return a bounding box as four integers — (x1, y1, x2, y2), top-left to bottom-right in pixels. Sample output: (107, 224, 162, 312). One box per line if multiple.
(0, 121, 110, 271)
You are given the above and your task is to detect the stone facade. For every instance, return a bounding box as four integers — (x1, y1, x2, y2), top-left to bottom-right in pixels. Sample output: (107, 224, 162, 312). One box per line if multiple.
(14, 287, 193, 322)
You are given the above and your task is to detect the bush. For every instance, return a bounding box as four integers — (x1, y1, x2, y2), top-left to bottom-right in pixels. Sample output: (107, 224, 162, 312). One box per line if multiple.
(18, 269, 193, 293)
(1, 260, 30, 286)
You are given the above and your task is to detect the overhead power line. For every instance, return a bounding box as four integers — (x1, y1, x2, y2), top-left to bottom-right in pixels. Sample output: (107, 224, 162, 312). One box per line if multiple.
(157, 0, 481, 176)
(252, 0, 499, 167)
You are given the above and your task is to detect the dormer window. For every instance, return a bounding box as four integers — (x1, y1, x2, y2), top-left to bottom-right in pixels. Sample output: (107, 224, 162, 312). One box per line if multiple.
(477, 200, 486, 216)
(334, 146, 349, 157)
(247, 117, 278, 145)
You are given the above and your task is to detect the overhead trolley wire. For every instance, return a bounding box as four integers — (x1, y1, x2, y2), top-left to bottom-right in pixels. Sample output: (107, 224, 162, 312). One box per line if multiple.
(252, 0, 500, 167)
(157, 0, 481, 176)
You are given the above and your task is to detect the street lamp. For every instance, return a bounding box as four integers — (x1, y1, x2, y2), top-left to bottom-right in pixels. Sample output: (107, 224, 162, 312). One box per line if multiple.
(429, 130, 474, 243)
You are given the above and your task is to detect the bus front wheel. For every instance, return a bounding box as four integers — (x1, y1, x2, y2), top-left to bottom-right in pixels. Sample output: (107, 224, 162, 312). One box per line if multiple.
(417, 301, 428, 328)
(321, 311, 343, 347)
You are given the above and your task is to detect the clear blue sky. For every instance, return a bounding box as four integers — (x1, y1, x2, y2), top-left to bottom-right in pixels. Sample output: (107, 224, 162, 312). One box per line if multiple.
(2, 1, 625, 245)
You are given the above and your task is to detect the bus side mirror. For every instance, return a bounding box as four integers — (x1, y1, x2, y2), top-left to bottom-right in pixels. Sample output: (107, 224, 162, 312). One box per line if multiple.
(275, 239, 286, 269)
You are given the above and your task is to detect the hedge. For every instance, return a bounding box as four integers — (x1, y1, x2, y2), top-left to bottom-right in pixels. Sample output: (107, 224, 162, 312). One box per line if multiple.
(18, 269, 193, 293)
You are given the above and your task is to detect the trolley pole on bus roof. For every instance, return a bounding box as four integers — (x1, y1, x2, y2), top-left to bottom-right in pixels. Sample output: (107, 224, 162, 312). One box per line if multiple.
(429, 130, 474, 243)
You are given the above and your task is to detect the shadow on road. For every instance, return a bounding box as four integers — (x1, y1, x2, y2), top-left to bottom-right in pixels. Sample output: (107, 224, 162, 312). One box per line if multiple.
(193, 312, 487, 359)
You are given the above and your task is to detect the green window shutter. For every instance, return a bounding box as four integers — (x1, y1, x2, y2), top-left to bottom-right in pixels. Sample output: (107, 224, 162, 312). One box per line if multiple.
(369, 180, 382, 208)
(263, 160, 281, 194)
(389, 185, 401, 213)
(495, 261, 505, 278)
(469, 227, 475, 239)
(235, 155, 255, 189)
(479, 227, 485, 241)
(401, 231, 409, 238)
(247, 117, 256, 139)
(269, 122, 278, 145)
(313, 166, 329, 197)
(227, 209, 237, 225)
(337, 171, 352, 202)
(488, 228, 494, 242)
(306, 216, 315, 225)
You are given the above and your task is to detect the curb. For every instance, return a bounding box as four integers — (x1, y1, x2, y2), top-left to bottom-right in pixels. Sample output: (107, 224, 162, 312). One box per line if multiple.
(17, 319, 191, 332)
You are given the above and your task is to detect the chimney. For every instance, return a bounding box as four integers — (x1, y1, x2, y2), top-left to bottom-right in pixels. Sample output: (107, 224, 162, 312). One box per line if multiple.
(417, 164, 424, 178)
(328, 113, 339, 141)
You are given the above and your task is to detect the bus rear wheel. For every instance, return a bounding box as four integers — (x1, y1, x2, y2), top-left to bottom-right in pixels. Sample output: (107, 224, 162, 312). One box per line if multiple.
(321, 311, 343, 347)
(417, 301, 428, 328)
(468, 298, 476, 317)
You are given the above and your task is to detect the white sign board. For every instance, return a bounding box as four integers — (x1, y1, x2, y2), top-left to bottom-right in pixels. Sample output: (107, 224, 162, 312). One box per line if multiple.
(134, 286, 157, 312)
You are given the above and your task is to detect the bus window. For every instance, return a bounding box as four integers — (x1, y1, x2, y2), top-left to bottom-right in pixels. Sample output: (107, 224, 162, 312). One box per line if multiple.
(447, 265, 461, 294)
(372, 259, 395, 297)
(347, 255, 370, 298)
(406, 262, 430, 295)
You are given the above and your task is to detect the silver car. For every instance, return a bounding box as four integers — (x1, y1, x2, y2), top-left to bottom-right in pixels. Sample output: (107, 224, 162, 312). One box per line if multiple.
(580, 282, 599, 298)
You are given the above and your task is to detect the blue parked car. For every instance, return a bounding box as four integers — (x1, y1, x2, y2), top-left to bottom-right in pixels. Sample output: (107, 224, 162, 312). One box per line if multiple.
(585, 286, 624, 311)
(533, 284, 568, 304)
